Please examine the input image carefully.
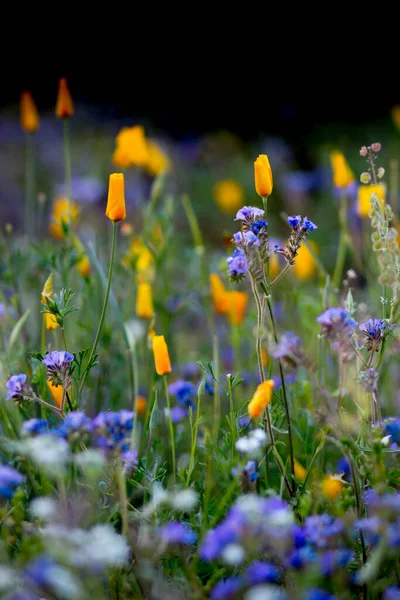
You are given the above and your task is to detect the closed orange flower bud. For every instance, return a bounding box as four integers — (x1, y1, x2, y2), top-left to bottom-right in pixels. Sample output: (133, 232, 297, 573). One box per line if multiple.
(330, 151, 354, 188)
(357, 184, 385, 218)
(136, 282, 153, 319)
(135, 396, 147, 416)
(41, 274, 59, 331)
(248, 380, 275, 418)
(227, 291, 248, 325)
(321, 475, 344, 500)
(20, 91, 39, 133)
(152, 335, 172, 376)
(254, 154, 273, 197)
(106, 173, 126, 222)
(294, 459, 307, 481)
(56, 78, 74, 118)
(47, 381, 63, 408)
(209, 274, 229, 314)
(77, 255, 91, 277)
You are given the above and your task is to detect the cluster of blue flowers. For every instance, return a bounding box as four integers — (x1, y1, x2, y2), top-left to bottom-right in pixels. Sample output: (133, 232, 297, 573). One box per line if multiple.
(274, 215, 318, 267)
(317, 307, 357, 361)
(227, 206, 269, 280)
(287, 215, 317, 232)
(167, 379, 197, 423)
(0, 464, 24, 499)
(359, 318, 395, 352)
(158, 521, 197, 545)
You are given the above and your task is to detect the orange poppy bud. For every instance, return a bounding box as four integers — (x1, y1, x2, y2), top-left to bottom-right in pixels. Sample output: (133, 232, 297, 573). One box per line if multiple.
(135, 396, 147, 416)
(293, 242, 318, 281)
(227, 291, 248, 325)
(254, 154, 273, 197)
(47, 381, 63, 408)
(20, 91, 39, 133)
(77, 255, 91, 277)
(41, 274, 59, 331)
(209, 274, 229, 314)
(55, 78, 74, 118)
(112, 125, 149, 168)
(136, 282, 153, 319)
(152, 335, 172, 376)
(106, 173, 126, 222)
(248, 380, 275, 418)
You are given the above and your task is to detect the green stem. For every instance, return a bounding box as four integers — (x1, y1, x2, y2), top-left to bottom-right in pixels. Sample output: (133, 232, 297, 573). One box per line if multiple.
(186, 378, 203, 487)
(270, 263, 291, 287)
(227, 374, 236, 453)
(212, 334, 221, 441)
(79, 221, 118, 394)
(117, 465, 128, 537)
(61, 327, 68, 352)
(163, 375, 176, 481)
(249, 273, 265, 382)
(63, 119, 72, 229)
(332, 191, 348, 289)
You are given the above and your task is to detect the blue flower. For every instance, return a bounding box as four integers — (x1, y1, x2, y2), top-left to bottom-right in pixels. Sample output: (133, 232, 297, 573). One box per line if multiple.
(250, 219, 268, 235)
(303, 514, 344, 548)
(210, 577, 243, 600)
(234, 206, 265, 222)
(122, 450, 138, 475)
(243, 460, 259, 482)
(233, 231, 260, 248)
(306, 589, 336, 600)
(0, 464, 24, 498)
(200, 523, 238, 561)
(285, 546, 316, 569)
(56, 411, 92, 441)
(21, 419, 49, 436)
(303, 217, 318, 231)
(158, 522, 197, 545)
(42, 351, 74, 386)
(336, 457, 351, 479)
(359, 318, 395, 351)
(288, 215, 302, 228)
(273, 332, 302, 366)
(168, 379, 196, 408)
(245, 560, 280, 584)
(92, 410, 134, 454)
(384, 587, 400, 600)
(227, 249, 248, 278)
(23, 555, 58, 588)
(319, 549, 353, 576)
(168, 406, 188, 423)
(6, 374, 30, 401)
(317, 308, 357, 361)
(383, 418, 400, 445)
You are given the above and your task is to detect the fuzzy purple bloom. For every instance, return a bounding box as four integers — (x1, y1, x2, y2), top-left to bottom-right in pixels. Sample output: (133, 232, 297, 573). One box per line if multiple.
(250, 219, 268, 235)
(122, 450, 138, 475)
(21, 419, 49, 436)
(168, 380, 196, 408)
(233, 230, 260, 248)
(210, 577, 243, 600)
(245, 560, 280, 584)
(169, 406, 188, 423)
(0, 464, 24, 498)
(306, 589, 336, 600)
(56, 411, 93, 440)
(42, 351, 74, 386)
(235, 206, 265, 222)
(6, 374, 30, 401)
(227, 249, 248, 278)
(303, 217, 318, 231)
(158, 521, 197, 545)
(359, 318, 395, 352)
(288, 215, 302, 228)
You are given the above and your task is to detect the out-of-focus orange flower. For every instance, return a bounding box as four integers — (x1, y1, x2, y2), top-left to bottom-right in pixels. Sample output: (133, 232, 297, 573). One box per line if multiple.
(357, 184, 385, 218)
(209, 274, 229, 314)
(112, 125, 149, 168)
(144, 140, 171, 176)
(77, 255, 91, 277)
(213, 180, 244, 214)
(127, 237, 155, 283)
(321, 475, 344, 500)
(20, 91, 39, 133)
(121, 223, 133, 237)
(248, 380, 275, 418)
(261, 348, 269, 367)
(106, 173, 126, 222)
(41, 274, 59, 330)
(47, 381, 63, 408)
(136, 282, 153, 319)
(330, 151, 354, 188)
(152, 335, 172, 376)
(135, 396, 147, 416)
(294, 459, 307, 481)
(254, 154, 273, 197)
(227, 291, 248, 325)
(293, 241, 318, 281)
(56, 78, 74, 118)
(49, 197, 79, 239)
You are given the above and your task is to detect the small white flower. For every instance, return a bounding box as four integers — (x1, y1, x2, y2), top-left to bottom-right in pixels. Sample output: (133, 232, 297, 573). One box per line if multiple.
(30, 497, 58, 521)
(235, 436, 260, 455)
(221, 543, 245, 565)
(83, 524, 129, 567)
(74, 449, 106, 474)
(245, 585, 285, 600)
(170, 489, 198, 512)
(251, 428, 268, 445)
(267, 508, 294, 527)
(48, 566, 81, 599)
(24, 436, 70, 477)
(381, 434, 392, 446)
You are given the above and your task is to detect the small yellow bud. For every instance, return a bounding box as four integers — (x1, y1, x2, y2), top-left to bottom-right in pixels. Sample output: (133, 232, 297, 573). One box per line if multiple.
(248, 380, 275, 418)
(77, 255, 91, 278)
(47, 381, 63, 408)
(254, 154, 273, 197)
(136, 283, 153, 319)
(330, 151, 354, 188)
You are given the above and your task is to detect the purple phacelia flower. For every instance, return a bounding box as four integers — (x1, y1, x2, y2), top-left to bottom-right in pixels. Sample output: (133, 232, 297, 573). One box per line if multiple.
(250, 219, 268, 235)
(288, 215, 302, 228)
(306, 589, 336, 600)
(273, 332, 303, 368)
(245, 560, 280, 585)
(56, 411, 92, 441)
(21, 419, 49, 436)
(359, 318, 395, 352)
(6, 374, 30, 401)
(122, 450, 138, 476)
(303, 217, 317, 231)
(168, 406, 188, 423)
(210, 577, 243, 600)
(234, 206, 265, 222)
(233, 230, 260, 248)
(42, 351, 74, 386)
(158, 521, 197, 545)
(226, 249, 248, 279)
(317, 308, 357, 361)
(92, 410, 134, 454)
(0, 464, 24, 498)
(168, 380, 196, 408)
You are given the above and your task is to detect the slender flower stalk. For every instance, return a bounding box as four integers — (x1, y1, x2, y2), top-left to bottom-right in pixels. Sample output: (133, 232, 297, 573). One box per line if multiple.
(63, 119, 73, 230)
(24, 132, 35, 239)
(117, 464, 129, 537)
(332, 191, 348, 289)
(163, 375, 176, 480)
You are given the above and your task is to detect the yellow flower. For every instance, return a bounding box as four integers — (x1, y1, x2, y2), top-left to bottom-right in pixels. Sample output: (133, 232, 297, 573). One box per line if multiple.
(213, 180, 244, 214)
(55, 78, 74, 118)
(321, 475, 344, 500)
(77, 255, 91, 277)
(47, 381, 63, 408)
(227, 291, 248, 325)
(152, 335, 172, 376)
(248, 380, 275, 418)
(392, 105, 400, 131)
(144, 140, 171, 176)
(20, 91, 39, 133)
(49, 197, 79, 239)
(357, 184, 386, 218)
(209, 274, 229, 314)
(294, 459, 307, 481)
(330, 151, 354, 188)
(128, 237, 155, 283)
(41, 274, 59, 331)
(269, 251, 279, 279)
(136, 282, 153, 319)
(135, 396, 147, 416)
(254, 154, 273, 197)
(261, 348, 269, 367)
(112, 125, 149, 168)
(293, 241, 318, 281)
(106, 173, 126, 222)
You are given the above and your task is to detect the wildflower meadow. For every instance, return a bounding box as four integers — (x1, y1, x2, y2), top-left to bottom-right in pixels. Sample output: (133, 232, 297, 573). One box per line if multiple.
(1, 81, 400, 600)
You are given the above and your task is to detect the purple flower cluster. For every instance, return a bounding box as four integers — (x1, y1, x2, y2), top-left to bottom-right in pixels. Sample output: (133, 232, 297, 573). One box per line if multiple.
(359, 318, 395, 352)
(158, 521, 197, 545)
(42, 350, 74, 386)
(226, 249, 248, 280)
(287, 215, 318, 232)
(233, 230, 260, 248)
(21, 419, 49, 436)
(92, 410, 134, 454)
(56, 411, 93, 443)
(0, 464, 24, 498)
(235, 206, 265, 223)
(168, 379, 196, 408)
(273, 331, 303, 369)
(6, 374, 31, 401)
(317, 308, 357, 361)
(274, 214, 317, 266)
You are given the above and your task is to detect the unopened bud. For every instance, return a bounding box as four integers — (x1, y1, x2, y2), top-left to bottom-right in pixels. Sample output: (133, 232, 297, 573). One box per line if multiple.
(377, 167, 385, 179)
(371, 143, 381, 152)
(360, 172, 371, 184)
(360, 146, 368, 157)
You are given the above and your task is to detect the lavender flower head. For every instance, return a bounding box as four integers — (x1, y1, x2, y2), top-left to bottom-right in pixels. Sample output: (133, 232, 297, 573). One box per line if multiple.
(42, 351, 74, 386)
(317, 308, 357, 361)
(92, 410, 134, 454)
(158, 521, 197, 545)
(56, 411, 93, 442)
(273, 332, 303, 368)
(250, 219, 268, 235)
(233, 230, 260, 248)
(122, 450, 138, 475)
(245, 560, 280, 584)
(234, 206, 265, 222)
(210, 577, 243, 600)
(6, 374, 31, 401)
(168, 379, 196, 407)
(227, 249, 248, 280)
(21, 419, 49, 437)
(0, 464, 24, 498)
(275, 215, 317, 266)
(359, 318, 395, 352)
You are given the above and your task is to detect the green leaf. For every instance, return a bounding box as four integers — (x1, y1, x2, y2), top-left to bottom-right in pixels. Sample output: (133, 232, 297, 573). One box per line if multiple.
(8, 310, 30, 354)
